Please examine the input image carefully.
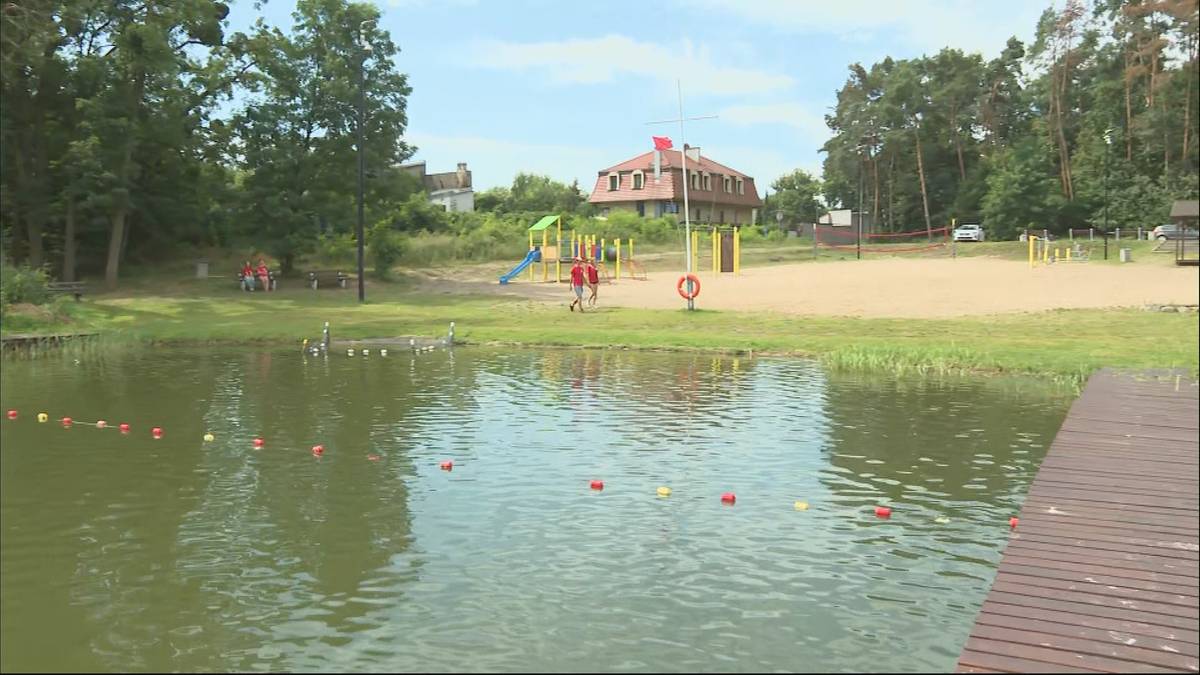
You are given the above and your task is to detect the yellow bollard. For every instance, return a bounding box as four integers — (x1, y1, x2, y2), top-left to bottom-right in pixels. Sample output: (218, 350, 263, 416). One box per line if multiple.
(1066, 247, 1072, 261)
(1028, 234, 1037, 268)
(629, 238, 634, 262)
(615, 237, 621, 280)
(733, 227, 741, 274)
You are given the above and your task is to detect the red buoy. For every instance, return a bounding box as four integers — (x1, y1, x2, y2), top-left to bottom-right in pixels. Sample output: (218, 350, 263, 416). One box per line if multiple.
(6, 410, 16, 419)
(440, 460, 454, 471)
(151, 427, 163, 439)
(875, 506, 892, 518)
(590, 479, 604, 490)
(253, 438, 264, 448)
(721, 492, 736, 504)
(1009, 517, 1019, 529)
(61, 417, 73, 427)
(118, 423, 130, 433)
(311, 444, 324, 456)
(96, 420, 107, 429)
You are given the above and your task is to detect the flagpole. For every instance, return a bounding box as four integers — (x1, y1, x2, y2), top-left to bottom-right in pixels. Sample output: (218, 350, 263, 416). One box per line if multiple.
(677, 80, 694, 311)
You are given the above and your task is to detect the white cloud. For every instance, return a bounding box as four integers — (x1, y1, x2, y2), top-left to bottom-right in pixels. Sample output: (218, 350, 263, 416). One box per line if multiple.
(471, 34, 794, 96)
(406, 132, 611, 191)
(685, 0, 1048, 58)
(718, 102, 830, 142)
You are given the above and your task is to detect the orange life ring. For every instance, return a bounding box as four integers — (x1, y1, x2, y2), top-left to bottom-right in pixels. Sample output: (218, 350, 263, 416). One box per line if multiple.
(676, 274, 701, 300)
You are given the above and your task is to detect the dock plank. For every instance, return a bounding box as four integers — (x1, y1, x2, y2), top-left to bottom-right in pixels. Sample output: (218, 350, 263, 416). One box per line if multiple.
(957, 369, 1200, 673)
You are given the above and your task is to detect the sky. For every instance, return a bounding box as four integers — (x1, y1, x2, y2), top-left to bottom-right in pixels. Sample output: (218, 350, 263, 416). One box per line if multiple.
(227, 0, 1056, 196)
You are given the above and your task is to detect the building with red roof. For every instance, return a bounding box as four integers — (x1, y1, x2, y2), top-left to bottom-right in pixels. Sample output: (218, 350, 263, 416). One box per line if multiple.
(588, 146, 762, 225)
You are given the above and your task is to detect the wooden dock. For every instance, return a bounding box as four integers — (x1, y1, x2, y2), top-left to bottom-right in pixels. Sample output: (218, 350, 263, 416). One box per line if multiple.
(958, 369, 1199, 674)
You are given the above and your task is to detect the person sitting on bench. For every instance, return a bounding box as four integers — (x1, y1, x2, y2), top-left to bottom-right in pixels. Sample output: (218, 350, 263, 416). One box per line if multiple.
(256, 258, 272, 292)
(241, 261, 255, 291)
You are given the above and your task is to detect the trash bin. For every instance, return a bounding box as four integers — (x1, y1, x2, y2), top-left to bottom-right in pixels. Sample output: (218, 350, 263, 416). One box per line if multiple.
(195, 258, 209, 279)
(1119, 248, 1132, 263)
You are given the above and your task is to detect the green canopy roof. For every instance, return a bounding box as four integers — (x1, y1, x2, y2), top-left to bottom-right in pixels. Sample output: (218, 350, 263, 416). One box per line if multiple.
(528, 215, 560, 232)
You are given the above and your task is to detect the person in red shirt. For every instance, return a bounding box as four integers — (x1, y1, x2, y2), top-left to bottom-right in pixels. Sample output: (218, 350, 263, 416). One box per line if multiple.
(568, 258, 585, 312)
(256, 258, 271, 292)
(585, 259, 600, 307)
(241, 261, 255, 291)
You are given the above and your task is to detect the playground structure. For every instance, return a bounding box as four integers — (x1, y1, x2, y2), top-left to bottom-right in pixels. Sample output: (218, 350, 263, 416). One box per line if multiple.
(499, 214, 648, 284)
(1027, 235, 1092, 267)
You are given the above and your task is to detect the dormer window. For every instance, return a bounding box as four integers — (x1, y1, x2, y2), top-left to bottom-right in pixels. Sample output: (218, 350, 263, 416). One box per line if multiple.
(632, 170, 644, 190)
(702, 173, 711, 191)
(691, 171, 700, 190)
(608, 173, 619, 191)
(723, 176, 732, 193)
(736, 178, 744, 195)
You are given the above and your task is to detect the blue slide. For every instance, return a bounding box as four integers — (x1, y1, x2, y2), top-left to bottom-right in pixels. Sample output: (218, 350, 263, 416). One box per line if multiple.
(499, 249, 541, 284)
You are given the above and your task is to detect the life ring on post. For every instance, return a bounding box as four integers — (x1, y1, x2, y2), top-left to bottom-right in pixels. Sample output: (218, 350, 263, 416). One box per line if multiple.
(676, 274, 701, 300)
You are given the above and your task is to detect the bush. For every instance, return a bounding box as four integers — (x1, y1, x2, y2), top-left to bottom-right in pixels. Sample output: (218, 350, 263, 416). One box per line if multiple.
(0, 261, 51, 306)
(367, 224, 407, 279)
(315, 232, 357, 265)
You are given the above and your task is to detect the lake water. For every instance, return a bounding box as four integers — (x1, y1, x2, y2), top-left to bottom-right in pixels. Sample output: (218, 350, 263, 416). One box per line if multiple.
(0, 347, 1072, 672)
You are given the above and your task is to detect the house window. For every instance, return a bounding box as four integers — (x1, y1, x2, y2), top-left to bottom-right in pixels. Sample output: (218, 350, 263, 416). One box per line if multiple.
(702, 173, 711, 191)
(723, 176, 732, 193)
(691, 171, 700, 190)
(632, 171, 644, 190)
(601, 207, 610, 217)
(719, 210, 725, 224)
(736, 178, 744, 195)
(608, 173, 619, 191)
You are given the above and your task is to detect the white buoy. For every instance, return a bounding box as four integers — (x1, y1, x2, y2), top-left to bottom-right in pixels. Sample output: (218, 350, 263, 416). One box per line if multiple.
(362, 349, 369, 356)
(380, 349, 388, 356)
(347, 349, 355, 356)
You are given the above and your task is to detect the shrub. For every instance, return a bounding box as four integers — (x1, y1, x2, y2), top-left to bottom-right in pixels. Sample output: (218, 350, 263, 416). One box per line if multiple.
(0, 261, 51, 306)
(367, 224, 406, 279)
(315, 232, 357, 265)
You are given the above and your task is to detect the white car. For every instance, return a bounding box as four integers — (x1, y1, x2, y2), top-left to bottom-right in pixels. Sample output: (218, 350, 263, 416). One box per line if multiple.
(953, 223, 986, 242)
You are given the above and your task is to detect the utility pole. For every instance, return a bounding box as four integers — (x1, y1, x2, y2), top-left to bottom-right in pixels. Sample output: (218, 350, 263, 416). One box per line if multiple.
(1103, 127, 1113, 238)
(856, 144, 865, 260)
(645, 81, 717, 311)
(356, 22, 373, 304)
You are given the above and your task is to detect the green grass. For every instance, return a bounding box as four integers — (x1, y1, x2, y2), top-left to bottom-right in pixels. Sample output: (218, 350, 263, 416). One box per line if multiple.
(3, 274, 1195, 386)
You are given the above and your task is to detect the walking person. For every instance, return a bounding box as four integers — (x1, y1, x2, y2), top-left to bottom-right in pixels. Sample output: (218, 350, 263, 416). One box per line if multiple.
(585, 258, 600, 307)
(568, 257, 585, 312)
(256, 258, 271, 292)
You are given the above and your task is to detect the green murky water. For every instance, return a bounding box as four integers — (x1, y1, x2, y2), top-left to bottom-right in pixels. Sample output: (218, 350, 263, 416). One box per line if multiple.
(0, 347, 1071, 672)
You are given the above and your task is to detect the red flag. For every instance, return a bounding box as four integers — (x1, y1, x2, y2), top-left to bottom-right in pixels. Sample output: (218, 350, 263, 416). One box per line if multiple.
(652, 136, 673, 151)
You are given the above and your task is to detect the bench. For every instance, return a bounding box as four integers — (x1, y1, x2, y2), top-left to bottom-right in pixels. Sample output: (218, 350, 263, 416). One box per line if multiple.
(307, 270, 351, 290)
(47, 281, 86, 301)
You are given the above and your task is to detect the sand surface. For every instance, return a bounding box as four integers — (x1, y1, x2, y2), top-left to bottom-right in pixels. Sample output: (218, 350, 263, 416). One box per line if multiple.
(417, 257, 1200, 318)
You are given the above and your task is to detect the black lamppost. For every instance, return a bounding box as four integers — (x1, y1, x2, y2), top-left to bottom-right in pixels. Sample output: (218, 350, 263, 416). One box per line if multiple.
(856, 144, 865, 260)
(356, 22, 373, 303)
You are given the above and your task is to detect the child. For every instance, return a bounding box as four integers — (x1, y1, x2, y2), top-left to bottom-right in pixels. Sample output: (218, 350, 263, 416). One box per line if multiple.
(568, 258, 585, 312)
(585, 259, 600, 307)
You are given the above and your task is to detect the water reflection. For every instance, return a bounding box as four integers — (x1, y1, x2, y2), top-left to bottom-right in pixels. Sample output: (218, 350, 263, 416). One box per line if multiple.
(0, 347, 1071, 673)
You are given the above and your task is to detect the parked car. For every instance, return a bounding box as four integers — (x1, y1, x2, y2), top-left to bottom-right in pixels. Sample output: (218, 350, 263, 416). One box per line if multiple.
(953, 223, 986, 242)
(1150, 223, 1199, 241)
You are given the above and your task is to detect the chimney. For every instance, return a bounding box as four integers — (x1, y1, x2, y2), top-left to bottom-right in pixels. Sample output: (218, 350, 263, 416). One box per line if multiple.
(685, 146, 700, 162)
(456, 162, 468, 189)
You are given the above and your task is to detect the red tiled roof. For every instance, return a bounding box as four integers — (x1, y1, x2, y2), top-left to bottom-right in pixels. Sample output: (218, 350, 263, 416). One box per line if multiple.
(588, 149, 762, 207)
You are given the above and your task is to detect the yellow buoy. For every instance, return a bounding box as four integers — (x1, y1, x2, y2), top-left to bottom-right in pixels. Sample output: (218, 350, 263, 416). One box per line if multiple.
(203, 433, 215, 442)
(934, 516, 950, 524)
(656, 486, 671, 497)
(37, 412, 48, 423)
(794, 501, 809, 511)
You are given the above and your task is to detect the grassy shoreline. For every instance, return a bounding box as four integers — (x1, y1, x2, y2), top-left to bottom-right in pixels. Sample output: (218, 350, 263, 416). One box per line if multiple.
(3, 278, 1197, 386)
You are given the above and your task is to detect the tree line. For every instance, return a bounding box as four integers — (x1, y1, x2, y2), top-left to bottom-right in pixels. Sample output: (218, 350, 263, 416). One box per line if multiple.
(1, 0, 422, 287)
(769, 0, 1198, 239)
